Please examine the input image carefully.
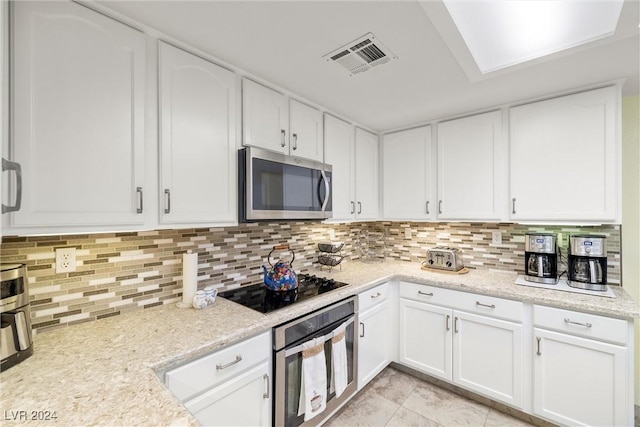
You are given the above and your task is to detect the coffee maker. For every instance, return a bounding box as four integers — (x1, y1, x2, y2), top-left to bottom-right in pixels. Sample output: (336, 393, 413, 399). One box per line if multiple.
(568, 235, 607, 291)
(524, 233, 558, 284)
(1, 264, 34, 371)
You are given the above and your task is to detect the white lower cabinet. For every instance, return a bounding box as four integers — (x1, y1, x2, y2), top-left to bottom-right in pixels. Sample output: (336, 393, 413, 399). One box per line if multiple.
(165, 332, 271, 427)
(532, 305, 633, 426)
(398, 282, 524, 409)
(357, 283, 393, 388)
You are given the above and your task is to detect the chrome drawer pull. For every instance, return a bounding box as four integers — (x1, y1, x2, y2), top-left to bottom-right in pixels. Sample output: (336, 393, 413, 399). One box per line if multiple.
(360, 321, 365, 338)
(476, 301, 496, 309)
(370, 292, 382, 299)
(564, 318, 592, 328)
(418, 291, 434, 297)
(446, 314, 450, 331)
(263, 374, 270, 399)
(536, 337, 541, 356)
(216, 355, 242, 370)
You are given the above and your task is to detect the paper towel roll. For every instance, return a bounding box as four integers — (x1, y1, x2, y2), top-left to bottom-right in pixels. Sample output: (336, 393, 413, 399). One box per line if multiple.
(178, 250, 198, 308)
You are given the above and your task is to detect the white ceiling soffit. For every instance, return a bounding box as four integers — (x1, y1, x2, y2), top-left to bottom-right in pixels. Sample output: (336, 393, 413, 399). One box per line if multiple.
(323, 32, 398, 76)
(442, 0, 624, 75)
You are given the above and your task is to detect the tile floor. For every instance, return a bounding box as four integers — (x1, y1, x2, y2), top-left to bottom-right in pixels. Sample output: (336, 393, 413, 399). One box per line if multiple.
(325, 367, 535, 427)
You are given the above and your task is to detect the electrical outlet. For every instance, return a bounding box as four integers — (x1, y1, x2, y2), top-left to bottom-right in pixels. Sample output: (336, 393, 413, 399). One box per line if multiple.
(491, 231, 502, 245)
(56, 247, 77, 273)
(405, 228, 412, 239)
(328, 229, 336, 241)
(557, 232, 563, 246)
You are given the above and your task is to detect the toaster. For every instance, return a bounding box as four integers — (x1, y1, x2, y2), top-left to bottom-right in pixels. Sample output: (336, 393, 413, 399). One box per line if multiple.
(425, 247, 464, 271)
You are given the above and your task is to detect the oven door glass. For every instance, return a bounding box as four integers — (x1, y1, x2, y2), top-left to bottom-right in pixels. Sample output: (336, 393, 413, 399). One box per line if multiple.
(282, 320, 354, 427)
(251, 158, 331, 212)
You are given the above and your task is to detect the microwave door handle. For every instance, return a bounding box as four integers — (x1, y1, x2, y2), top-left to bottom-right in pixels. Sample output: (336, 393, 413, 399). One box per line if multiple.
(320, 170, 330, 212)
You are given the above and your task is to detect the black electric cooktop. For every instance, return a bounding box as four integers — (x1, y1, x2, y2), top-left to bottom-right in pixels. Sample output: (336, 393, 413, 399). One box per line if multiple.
(218, 274, 349, 313)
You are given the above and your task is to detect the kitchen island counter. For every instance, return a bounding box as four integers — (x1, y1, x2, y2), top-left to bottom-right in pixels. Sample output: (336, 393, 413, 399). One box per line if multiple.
(1, 260, 637, 426)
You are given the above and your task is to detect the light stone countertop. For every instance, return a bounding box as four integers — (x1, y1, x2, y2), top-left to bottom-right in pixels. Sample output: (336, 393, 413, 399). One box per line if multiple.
(1, 260, 637, 426)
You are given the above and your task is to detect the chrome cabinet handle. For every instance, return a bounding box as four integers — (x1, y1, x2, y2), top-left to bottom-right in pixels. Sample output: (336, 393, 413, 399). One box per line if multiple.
(512, 198, 516, 215)
(454, 316, 459, 333)
(2, 158, 23, 214)
(360, 321, 365, 338)
(426, 201, 430, 215)
(280, 129, 286, 147)
(320, 170, 330, 212)
(446, 314, 450, 331)
(564, 318, 592, 328)
(164, 189, 171, 214)
(216, 355, 242, 370)
(370, 292, 382, 299)
(357, 202, 362, 214)
(292, 133, 298, 150)
(350, 201, 355, 214)
(263, 374, 270, 399)
(418, 290, 433, 297)
(536, 337, 542, 356)
(476, 301, 496, 309)
(136, 187, 143, 214)
(438, 200, 442, 214)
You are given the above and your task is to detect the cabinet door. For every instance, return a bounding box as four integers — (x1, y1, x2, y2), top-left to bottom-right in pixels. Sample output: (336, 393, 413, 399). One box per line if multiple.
(357, 299, 391, 389)
(438, 111, 504, 220)
(242, 78, 288, 155)
(289, 99, 323, 162)
(354, 128, 379, 220)
(324, 114, 355, 221)
(159, 42, 236, 225)
(398, 299, 452, 381)
(533, 328, 629, 427)
(383, 126, 435, 220)
(11, 1, 145, 227)
(185, 361, 271, 427)
(510, 86, 619, 222)
(453, 311, 523, 408)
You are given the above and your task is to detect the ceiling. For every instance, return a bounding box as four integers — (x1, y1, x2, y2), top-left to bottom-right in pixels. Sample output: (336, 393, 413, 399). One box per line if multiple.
(98, 0, 640, 132)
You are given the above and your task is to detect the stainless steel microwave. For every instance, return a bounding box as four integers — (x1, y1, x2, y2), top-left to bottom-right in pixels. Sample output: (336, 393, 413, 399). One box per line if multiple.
(239, 147, 332, 221)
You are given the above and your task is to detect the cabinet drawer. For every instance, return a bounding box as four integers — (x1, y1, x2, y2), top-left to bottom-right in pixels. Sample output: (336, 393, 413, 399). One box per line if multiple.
(399, 281, 458, 306)
(166, 331, 271, 401)
(358, 282, 390, 312)
(450, 292, 523, 322)
(534, 305, 628, 345)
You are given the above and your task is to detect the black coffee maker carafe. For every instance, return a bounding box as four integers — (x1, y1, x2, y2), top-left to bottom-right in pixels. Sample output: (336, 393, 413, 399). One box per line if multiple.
(524, 233, 558, 284)
(568, 235, 607, 291)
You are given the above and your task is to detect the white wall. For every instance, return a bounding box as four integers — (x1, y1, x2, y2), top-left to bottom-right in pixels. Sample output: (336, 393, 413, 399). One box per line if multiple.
(621, 94, 640, 407)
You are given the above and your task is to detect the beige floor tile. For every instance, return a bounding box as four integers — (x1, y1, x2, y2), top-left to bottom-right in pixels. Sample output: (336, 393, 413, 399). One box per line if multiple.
(364, 367, 422, 405)
(402, 381, 490, 427)
(325, 390, 400, 427)
(386, 406, 443, 427)
(484, 409, 535, 427)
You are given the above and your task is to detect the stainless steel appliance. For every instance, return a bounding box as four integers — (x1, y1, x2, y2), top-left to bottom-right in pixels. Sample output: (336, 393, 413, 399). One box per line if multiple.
(425, 247, 464, 271)
(238, 147, 332, 221)
(524, 233, 558, 284)
(568, 235, 607, 291)
(273, 297, 357, 427)
(1, 264, 33, 371)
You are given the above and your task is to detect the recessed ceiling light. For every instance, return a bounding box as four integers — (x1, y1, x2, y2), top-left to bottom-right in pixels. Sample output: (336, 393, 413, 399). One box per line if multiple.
(443, 0, 624, 74)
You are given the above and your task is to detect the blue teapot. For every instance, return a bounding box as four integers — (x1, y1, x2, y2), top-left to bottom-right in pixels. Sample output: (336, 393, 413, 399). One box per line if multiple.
(263, 245, 298, 291)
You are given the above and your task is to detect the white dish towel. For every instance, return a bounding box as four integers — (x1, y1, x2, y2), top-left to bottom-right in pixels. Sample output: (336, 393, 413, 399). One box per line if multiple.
(297, 336, 327, 422)
(331, 321, 348, 398)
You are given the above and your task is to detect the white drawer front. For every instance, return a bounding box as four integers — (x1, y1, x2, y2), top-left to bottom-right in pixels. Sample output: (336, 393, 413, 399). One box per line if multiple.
(358, 282, 390, 312)
(166, 331, 271, 401)
(534, 305, 628, 345)
(450, 292, 523, 322)
(399, 281, 458, 306)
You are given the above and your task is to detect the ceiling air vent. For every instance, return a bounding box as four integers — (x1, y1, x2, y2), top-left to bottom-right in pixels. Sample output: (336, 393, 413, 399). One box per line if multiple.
(323, 32, 397, 76)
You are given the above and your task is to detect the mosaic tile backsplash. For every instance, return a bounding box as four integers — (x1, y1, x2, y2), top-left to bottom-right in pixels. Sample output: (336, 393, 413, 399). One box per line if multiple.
(0, 221, 620, 334)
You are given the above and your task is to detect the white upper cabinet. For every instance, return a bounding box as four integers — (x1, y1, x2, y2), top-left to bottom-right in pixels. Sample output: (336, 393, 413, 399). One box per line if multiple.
(289, 99, 323, 162)
(242, 78, 289, 155)
(324, 114, 356, 221)
(509, 86, 620, 222)
(383, 126, 435, 220)
(9, 1, 146, 230)
(437, 111, 506, 220)
(158, 42, 237, 225)
(354, 128, 380, 220)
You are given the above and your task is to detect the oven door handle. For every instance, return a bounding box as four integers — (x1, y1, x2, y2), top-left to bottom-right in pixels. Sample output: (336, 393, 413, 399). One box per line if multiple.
(284, 316, 355, 358)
